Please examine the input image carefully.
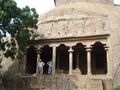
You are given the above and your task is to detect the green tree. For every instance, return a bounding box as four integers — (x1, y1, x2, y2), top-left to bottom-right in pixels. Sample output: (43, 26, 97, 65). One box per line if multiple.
(0, 0, 38, 61)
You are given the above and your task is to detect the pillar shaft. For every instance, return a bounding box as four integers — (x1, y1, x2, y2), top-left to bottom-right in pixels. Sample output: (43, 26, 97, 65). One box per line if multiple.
(52, 46, 56, 74)
(105, 47, 110, 75)
(36, 50, 41, 74)
(86, 48, 92, 75)
(68, 47, 73, 75)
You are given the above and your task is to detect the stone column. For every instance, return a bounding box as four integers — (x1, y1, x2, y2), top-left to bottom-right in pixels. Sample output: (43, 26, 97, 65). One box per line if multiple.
(105, 46, 110, 75)
(52, 46, 56, 74)
(23, 51, 27, 74)
(68, 47, 73, 75)
(86, 47, 92, 75)
(36, 49, 41, 74)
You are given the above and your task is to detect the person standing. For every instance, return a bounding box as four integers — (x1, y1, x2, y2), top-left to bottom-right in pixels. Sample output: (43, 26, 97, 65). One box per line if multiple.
(38, 60, 45, 74)
(47, 60, 52, 74)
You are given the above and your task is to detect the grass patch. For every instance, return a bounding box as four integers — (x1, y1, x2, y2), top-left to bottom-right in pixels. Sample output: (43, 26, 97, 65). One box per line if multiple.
(114, 86, 120, 90)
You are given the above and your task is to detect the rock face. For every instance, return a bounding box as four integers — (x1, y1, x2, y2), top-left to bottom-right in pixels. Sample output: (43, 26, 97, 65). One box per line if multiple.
(38, 2, 119, 40)
(2, 1, 120, 90)
(37, 1, 120, 88)
(54, 0, 113, 6)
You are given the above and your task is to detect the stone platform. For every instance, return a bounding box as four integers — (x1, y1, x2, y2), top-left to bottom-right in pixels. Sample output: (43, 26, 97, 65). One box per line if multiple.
(4, 75, 112, 90)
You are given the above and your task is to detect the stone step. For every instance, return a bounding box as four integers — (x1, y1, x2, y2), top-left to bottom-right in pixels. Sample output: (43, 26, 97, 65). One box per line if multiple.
(18, 75, 106, 90)
(77, 88, 86, 90)
(21, 88, 41, 90)
(86, 79, 103, 90)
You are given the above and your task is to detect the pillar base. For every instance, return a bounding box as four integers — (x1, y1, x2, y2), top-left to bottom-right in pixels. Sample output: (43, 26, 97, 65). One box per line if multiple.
(73, 68, 81, 75)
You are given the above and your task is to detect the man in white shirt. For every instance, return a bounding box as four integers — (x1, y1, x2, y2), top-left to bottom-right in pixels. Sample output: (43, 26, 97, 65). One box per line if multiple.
(38, 60, 45, 74)
(47, 61, 52, 74)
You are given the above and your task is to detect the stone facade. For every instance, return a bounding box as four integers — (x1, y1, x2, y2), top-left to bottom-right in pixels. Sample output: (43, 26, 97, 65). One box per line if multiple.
(1, 1, 120, 90)
(36, 1, 120, 88)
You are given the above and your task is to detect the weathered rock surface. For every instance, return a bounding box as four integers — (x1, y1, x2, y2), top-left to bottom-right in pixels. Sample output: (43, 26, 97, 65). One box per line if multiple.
(36, 2, 120, 87)
(2, 75, 112, 90)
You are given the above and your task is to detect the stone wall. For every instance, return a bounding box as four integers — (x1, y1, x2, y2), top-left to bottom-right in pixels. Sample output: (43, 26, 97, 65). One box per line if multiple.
(38, 16, 109, 39)
(38, 3, 114, 40)
(3, 75, 112, 90)
(109, 11, 120, 87)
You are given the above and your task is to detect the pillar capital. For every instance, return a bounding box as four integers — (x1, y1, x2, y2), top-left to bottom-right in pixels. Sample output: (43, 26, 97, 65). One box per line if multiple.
(104, 46, 109, 51)
(68, 47, 74, 52)
(35, 49, 42, 54)
(53, 46, 57, 47)
(86, 47, 92, 52)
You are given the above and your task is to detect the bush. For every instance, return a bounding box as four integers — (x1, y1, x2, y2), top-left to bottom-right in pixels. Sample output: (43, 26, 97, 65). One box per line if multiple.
(114, 86, 120, 90)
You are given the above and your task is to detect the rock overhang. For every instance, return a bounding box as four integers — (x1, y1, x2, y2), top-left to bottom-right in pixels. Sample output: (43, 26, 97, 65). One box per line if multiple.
(37, 2, 120, 39)
(38, 2, 120, 23)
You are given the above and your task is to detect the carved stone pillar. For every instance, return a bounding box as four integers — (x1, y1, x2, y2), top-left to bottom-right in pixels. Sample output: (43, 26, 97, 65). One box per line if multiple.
(52, 46, 56, 74)
(36, 49, 41, 74)
(86, 47, 92, 75)
(68, 47, 74, 75)
(105, 46, 110, 76)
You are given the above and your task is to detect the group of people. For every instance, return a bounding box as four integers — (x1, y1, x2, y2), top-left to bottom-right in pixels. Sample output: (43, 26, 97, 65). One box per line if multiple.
(38, 59, 52, 74)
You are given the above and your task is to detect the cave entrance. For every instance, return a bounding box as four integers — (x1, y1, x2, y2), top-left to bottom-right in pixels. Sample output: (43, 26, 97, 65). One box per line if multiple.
(72, 43, 87, 75)
(56, 44, 69, 74)
(26, 46, 37, 74)
(91, 42, 107, 74)
(41, 45, 52, 74)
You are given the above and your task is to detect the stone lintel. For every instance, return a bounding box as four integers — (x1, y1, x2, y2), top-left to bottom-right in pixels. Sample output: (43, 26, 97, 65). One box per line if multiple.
(29, 34, 110, 45)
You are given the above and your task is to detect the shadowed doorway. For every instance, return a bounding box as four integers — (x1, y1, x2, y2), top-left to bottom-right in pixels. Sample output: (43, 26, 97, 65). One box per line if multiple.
(26, 46, 37, 74)
(41, 45, 52, 74)
(72, 43, 87, 75)
(91, 42, 107, 74)
(56, 44, 69, 74)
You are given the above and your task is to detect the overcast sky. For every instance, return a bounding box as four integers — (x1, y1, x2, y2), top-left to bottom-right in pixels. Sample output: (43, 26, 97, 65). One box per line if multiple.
(15, 0, 55, 14)
(15, 0, 120, 15)
(115, 0, 120, 4)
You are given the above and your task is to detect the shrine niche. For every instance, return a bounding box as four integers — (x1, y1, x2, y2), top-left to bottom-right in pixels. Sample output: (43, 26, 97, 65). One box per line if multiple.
(91, 42, 107, 74)
(72, 43, 87, 75)
(56, 44, 69, 74)
(26, 46, 37, 74)
(41, 45, 52, 74)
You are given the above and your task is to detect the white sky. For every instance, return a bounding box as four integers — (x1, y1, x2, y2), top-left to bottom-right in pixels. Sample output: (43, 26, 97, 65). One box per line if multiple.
(114, 0, 120, 4)
(15, 0, 55, 15)
(15, 0, 120, 15)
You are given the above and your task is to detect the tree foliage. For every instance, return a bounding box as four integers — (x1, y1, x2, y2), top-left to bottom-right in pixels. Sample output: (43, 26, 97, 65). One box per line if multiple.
(0, 0, 39, 60)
